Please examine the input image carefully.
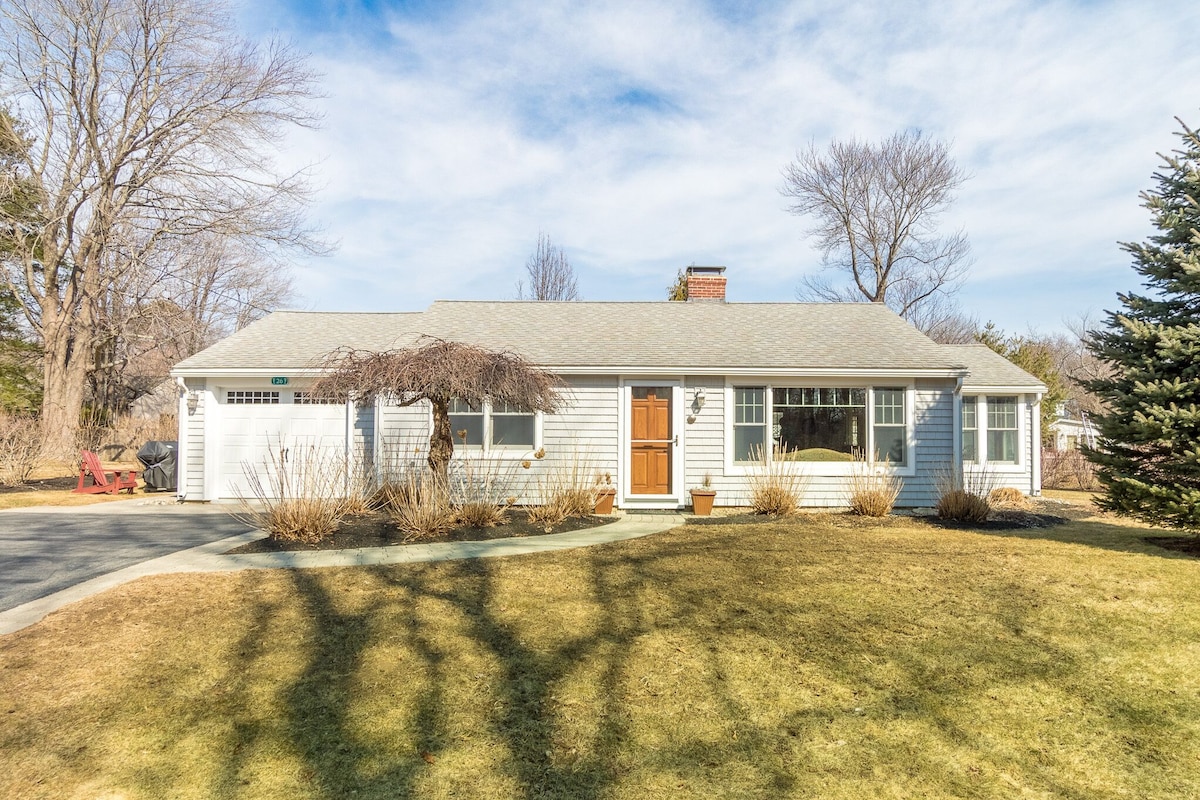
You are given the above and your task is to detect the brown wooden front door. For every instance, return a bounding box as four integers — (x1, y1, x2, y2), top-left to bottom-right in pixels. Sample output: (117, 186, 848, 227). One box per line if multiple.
(630, 386, 672, 495)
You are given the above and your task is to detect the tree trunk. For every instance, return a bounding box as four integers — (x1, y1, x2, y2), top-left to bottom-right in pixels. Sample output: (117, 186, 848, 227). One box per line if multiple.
(39, 318, 90, 459)
(427, 397, 454, 482)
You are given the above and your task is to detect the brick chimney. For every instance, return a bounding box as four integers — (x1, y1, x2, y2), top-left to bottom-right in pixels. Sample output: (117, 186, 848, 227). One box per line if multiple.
(685, 265, 726, 302)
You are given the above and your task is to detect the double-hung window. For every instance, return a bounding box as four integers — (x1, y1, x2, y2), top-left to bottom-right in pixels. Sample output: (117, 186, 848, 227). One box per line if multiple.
(449, 398, 536, 452)
(986, 396, 1018, 464)
(733, 388, 766, 462)
(873, 388, 906, 465)
(449, 398, 484, 447)
(961, 397, 978, 462)
(490, 400, 535, 449)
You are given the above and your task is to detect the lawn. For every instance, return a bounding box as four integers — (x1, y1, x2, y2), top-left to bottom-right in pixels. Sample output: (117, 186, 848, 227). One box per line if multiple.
(1, 508, 1198, 799)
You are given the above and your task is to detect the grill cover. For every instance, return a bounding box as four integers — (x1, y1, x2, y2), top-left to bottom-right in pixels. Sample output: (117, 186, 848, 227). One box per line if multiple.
(137, 440, 178, 492)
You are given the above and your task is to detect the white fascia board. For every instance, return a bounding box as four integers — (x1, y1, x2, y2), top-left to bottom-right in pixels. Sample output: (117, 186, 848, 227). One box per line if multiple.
(172, 365, 969, 380)
(552, 366, 968, 378)
(169, 367, 329, 379)
(963, 384, 1048, 393)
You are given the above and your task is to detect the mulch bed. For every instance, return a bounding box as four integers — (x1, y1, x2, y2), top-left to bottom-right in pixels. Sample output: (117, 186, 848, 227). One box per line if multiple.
(227, 509, 617, 554)
(0, 476, 82, 493)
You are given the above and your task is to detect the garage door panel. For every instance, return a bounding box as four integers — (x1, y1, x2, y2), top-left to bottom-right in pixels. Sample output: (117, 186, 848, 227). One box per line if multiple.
(219, 402, 351, 499)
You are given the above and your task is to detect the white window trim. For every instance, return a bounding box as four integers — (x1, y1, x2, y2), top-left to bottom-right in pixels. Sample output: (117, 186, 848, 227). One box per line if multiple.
(722, 378, 917, 477)
(963, 393, 1027, 473)
(433, 399, 544, 459)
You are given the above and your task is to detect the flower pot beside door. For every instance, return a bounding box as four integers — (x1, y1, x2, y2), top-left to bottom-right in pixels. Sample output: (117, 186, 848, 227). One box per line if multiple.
(594, 487, 616, 515)
(690, 489, 716, 516)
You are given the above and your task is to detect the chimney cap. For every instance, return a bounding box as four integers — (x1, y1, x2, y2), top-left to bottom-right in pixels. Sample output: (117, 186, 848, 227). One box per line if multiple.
(685, 265, 726, 276)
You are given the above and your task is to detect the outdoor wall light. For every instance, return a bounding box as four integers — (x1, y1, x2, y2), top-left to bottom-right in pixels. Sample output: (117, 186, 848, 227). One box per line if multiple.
(186, 391, 199, 415)
(694, 387, 706, 409)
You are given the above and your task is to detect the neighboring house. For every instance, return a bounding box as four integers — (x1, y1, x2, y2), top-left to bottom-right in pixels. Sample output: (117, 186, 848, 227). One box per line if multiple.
(1050, 415, 1097, 451)
(169, 267, 1047, 507)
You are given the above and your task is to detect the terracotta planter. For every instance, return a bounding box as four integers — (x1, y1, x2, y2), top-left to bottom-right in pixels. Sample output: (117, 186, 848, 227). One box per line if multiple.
(594, 487, 616, 515)
(690, 489, 716, 516)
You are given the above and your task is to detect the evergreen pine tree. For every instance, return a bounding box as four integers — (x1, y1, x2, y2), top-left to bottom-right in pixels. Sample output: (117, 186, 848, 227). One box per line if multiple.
(1085, 117, 1200, 530)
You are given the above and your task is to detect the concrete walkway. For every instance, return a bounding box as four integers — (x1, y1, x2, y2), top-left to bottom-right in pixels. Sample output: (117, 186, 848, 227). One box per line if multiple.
(0, 512, 685, 636)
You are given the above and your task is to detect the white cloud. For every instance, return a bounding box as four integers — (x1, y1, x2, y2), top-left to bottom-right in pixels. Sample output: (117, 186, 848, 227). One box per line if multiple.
(246, 0, 1200, 333)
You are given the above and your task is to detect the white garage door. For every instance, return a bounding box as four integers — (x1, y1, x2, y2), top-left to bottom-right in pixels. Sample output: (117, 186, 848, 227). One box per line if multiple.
(219, 390, 351, 499)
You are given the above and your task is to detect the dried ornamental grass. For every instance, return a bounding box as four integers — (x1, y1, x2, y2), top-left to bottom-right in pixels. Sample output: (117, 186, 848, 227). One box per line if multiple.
(847, 461, 902, 517)
(989, 487, 1026, 506)
(747, 444, 808, 516)
(235, 443, 346, 543)
(937, 489, 992, 523)
(392, 469, 457, 540)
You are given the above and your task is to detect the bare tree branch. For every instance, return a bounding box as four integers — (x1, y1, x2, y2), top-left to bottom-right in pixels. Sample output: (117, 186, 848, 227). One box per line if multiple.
(515, 232, 579, 301)
(782, 130, 971, 324)
(0, 0, 321, 452)
(309, 339, 564, 479)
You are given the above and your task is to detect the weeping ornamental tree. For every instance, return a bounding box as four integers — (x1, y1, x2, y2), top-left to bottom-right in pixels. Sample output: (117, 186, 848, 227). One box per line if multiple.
(1085, 117, 1200, 530)
(310, 339, 563, 480)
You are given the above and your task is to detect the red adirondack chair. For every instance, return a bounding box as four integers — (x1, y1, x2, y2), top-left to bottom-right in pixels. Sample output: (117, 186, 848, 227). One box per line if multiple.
(74, 450, 140, 495)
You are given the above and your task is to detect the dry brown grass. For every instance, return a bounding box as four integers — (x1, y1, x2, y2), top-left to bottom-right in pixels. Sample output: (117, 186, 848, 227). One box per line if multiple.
(2, 512, 1199, 799)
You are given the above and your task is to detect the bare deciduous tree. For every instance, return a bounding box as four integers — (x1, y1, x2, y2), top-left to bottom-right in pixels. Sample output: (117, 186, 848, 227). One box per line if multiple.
(516, 232, 579, 301)
(310, 339, 563, 480)
(90, 234, 294, 415)
(0, 0, 320, 453)
(782, 131, 971, 327)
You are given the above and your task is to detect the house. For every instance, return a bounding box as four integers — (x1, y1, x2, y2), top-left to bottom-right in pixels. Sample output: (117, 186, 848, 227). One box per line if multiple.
(169, 267, 1047, 508)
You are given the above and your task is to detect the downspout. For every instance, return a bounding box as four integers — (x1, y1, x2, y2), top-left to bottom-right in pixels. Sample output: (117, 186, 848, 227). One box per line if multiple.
(345, 398, 354, 497)
(952, 376, 963, 486)
(1031, 392, 1043, 496)
(175, 377, 189, 501)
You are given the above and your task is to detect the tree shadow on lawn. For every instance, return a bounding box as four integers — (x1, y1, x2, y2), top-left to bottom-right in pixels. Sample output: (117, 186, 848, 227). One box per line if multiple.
(252, 517, 1197, 798)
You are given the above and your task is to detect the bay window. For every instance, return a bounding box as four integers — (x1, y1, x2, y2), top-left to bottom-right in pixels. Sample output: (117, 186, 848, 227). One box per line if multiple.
(731, 384, 908, 467)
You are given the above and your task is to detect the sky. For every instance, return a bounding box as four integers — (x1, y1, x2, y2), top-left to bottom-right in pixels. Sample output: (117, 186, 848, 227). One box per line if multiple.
(238, 0, 1200, 336)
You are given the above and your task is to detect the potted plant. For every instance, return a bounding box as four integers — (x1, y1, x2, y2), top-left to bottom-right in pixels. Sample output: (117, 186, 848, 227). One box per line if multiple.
(690, 472, 716, 516)
(594, 471, 616, 514)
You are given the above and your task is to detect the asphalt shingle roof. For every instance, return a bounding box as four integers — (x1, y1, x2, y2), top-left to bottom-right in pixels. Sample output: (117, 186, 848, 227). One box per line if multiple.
(173, 301, 973, 374)
(947, 344, 1047, 390)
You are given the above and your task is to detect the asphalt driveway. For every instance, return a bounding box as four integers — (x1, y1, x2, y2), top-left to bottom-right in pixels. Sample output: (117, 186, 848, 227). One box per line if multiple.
(0, 502, 254, 613)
